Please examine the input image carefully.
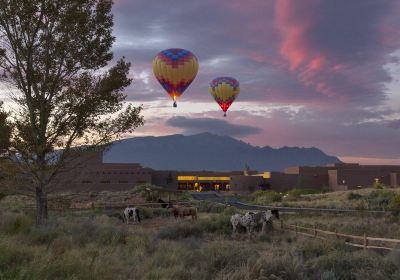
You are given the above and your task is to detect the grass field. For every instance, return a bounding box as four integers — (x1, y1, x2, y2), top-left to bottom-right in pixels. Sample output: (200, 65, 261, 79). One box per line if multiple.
(1, 201, 400, 280)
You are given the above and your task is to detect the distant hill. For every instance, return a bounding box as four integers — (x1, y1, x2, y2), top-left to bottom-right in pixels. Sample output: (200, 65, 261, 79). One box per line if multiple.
(103, 133, 341, 172)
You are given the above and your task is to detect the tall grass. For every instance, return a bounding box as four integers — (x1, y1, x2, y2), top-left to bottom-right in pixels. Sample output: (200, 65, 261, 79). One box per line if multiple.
(0, 209, 399, 279)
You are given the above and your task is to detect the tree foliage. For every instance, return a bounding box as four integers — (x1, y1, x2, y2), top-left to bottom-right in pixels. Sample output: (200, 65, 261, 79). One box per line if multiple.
(0, 0, 144, 223)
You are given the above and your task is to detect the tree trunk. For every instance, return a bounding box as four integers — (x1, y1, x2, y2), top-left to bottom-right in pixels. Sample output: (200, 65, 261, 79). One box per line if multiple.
(36, 186, 48, 225)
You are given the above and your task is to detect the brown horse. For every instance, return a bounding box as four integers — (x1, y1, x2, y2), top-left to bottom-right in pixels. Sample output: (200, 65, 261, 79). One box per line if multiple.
(170, 205, 197, 221)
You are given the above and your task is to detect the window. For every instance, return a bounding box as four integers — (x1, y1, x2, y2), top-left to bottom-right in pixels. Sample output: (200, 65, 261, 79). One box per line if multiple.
(100, 180, 110, 184)
(81, 180, 92, 184)
(119, 180, 128, 184)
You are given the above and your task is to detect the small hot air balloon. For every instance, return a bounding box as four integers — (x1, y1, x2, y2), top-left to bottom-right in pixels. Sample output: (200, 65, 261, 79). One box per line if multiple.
(208, 77, 240, 117)
(153, 48, 199, 107)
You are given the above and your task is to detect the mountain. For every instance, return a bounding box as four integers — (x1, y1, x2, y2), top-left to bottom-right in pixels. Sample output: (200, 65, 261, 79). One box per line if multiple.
(103, 133, 341, 172)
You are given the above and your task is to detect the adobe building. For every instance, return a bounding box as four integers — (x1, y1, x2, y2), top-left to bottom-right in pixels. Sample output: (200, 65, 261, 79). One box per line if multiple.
(53, 151, 400, 193)
(52, 151, 153, 192)
(265, 163, 400, 192)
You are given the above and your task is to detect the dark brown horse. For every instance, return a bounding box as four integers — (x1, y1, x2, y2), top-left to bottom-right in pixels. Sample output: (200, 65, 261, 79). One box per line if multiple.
(170, 205, 197, 221)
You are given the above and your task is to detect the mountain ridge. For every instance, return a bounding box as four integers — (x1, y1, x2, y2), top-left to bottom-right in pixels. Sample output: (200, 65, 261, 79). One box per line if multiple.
(103, 133, 341, 171)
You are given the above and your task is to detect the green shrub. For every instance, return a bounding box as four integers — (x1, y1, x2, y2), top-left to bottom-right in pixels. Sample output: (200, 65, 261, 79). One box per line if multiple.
(372, 181, 387, 189)
(253, 190, 282, 204)
(158, 222, 203, 240)
(347, 192, 363, 200)
(152, 207, 171, 217)
(197, 201, 226, 213)
(257, 254, 303, 279)
(0, 192, 6, 200)
(366, 189, 395, 210)
(29, 223, 60, 245)
(201, 245, 255, 276)
(0, 242, 34, 279)
(198, 214, 232, 235)
(178, 192, 192, 201)
(138, 207, 153, 219)
(389, 194, 400, 216)
(311, 250, 398, 279)
(0, 212, 33, 235)
(71, 220, 127, 246)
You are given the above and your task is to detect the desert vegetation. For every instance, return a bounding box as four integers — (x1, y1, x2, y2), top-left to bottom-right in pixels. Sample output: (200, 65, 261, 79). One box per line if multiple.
(242, 188, 400, 214)
(1, 194, 400, 279)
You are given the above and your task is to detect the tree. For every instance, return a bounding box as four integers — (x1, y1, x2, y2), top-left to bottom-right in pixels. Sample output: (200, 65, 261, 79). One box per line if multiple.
(0, 0, 144, 224)
(0, 102, 11, 153)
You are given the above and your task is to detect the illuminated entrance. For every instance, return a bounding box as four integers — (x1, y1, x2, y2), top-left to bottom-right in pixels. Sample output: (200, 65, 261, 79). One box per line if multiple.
(177, 176, 231, 192)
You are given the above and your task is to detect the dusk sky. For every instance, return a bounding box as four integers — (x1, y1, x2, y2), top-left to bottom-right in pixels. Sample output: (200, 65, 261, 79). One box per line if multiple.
(3, 0, 399, 164)
(110, 0, 400, 164)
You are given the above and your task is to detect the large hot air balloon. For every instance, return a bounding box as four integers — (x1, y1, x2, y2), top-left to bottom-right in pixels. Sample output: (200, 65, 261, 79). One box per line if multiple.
(208, 77, 240, 117)
(153, 48, 199, 107)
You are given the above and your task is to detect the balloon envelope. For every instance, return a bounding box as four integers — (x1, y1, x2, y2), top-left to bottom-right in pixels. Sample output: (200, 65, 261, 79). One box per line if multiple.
(208, 77, 240, 116)
(153, 48, 199, 107)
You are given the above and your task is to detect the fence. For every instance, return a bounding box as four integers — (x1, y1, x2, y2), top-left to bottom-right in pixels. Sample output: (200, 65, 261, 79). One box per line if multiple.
(277, 220, 400, 251)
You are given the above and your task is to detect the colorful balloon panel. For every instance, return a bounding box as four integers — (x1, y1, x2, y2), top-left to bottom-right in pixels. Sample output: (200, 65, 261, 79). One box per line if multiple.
(208, 77, 240, 116)
(153, 48, 199, 106)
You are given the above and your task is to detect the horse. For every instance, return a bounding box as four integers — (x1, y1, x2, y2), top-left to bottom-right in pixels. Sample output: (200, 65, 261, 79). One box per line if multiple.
(169, 205, 197, 221)
(123, 207, 141, 224)
(231, 210, 276, 237)
(157, 198, 169, 208)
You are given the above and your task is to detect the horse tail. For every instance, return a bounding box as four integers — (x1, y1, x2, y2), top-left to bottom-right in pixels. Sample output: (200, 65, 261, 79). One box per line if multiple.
(135, 208, 141, 223)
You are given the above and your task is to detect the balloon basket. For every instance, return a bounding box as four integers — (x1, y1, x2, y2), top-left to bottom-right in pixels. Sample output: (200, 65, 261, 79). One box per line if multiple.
(224, 112, 227, 117)
(173, 102, 177, 108)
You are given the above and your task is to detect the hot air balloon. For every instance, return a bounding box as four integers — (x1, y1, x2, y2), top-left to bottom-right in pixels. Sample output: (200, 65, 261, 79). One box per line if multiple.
(208, 77, 240, 117)
(153, 48, 199, 107)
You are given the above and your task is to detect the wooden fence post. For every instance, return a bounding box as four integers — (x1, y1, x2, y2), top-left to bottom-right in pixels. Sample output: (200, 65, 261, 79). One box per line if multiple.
(363, 233, 368, 249)
(314, 224, 317, 238)
(335, 229, 338, 239)
(280, 220, 284, 230)
(295, 223, 298, 236)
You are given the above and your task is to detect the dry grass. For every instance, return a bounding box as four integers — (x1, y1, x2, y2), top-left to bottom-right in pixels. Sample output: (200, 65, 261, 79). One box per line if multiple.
(0, 207, 400, 280)
(1, 189, 400, 279)
(260, 188, 400, 210)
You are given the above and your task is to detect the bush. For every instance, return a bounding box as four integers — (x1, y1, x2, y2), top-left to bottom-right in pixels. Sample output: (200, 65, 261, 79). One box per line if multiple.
(158, 222, 203, 240)
(178, 192, 192, 201)
(287, 188, 324, 197)
(197, 201, 226, 213)
(0, 242, 34, 278)
(70, 220, 127, 246)
(29, 223, 60, 245)
(0, 192, 6, 200)
(253, 190, 282, 204)
(366, 190, 395, 210)
(0, 212, 33, 235)
(198, 214, 232, 235)
(347, 192, 363, 200)
(372, 181, 387, 189)
(389, 194, 400, 216)
(310, 250, 398, 279)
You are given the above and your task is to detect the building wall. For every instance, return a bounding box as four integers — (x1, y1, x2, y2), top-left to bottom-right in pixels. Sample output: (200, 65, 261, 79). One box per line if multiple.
(52, 151, 152, 192)
(334, 165, 400, 189)
(230, 175, 264, 193)
(266, 172, 298, 192)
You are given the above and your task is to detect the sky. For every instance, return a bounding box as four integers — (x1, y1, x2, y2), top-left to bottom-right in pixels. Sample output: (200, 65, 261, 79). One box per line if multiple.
(2, 0, 400, 164)
(110, 0, 400, 164)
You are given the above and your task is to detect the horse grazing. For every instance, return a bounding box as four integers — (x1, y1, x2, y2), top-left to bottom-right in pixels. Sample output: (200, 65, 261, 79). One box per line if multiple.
(157, 198, 169, 208)
(231, 210, 276, 237)
(123, 207, 141, 224)
(170, 205, 197, 221)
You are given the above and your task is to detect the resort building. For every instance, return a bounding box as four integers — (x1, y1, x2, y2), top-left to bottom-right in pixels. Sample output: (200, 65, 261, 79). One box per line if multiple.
(53, 151, 400, 193)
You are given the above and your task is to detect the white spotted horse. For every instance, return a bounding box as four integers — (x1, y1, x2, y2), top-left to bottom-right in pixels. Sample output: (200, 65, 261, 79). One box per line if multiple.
(231, 210, 279, 237)
(123, 207, 141, 224)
